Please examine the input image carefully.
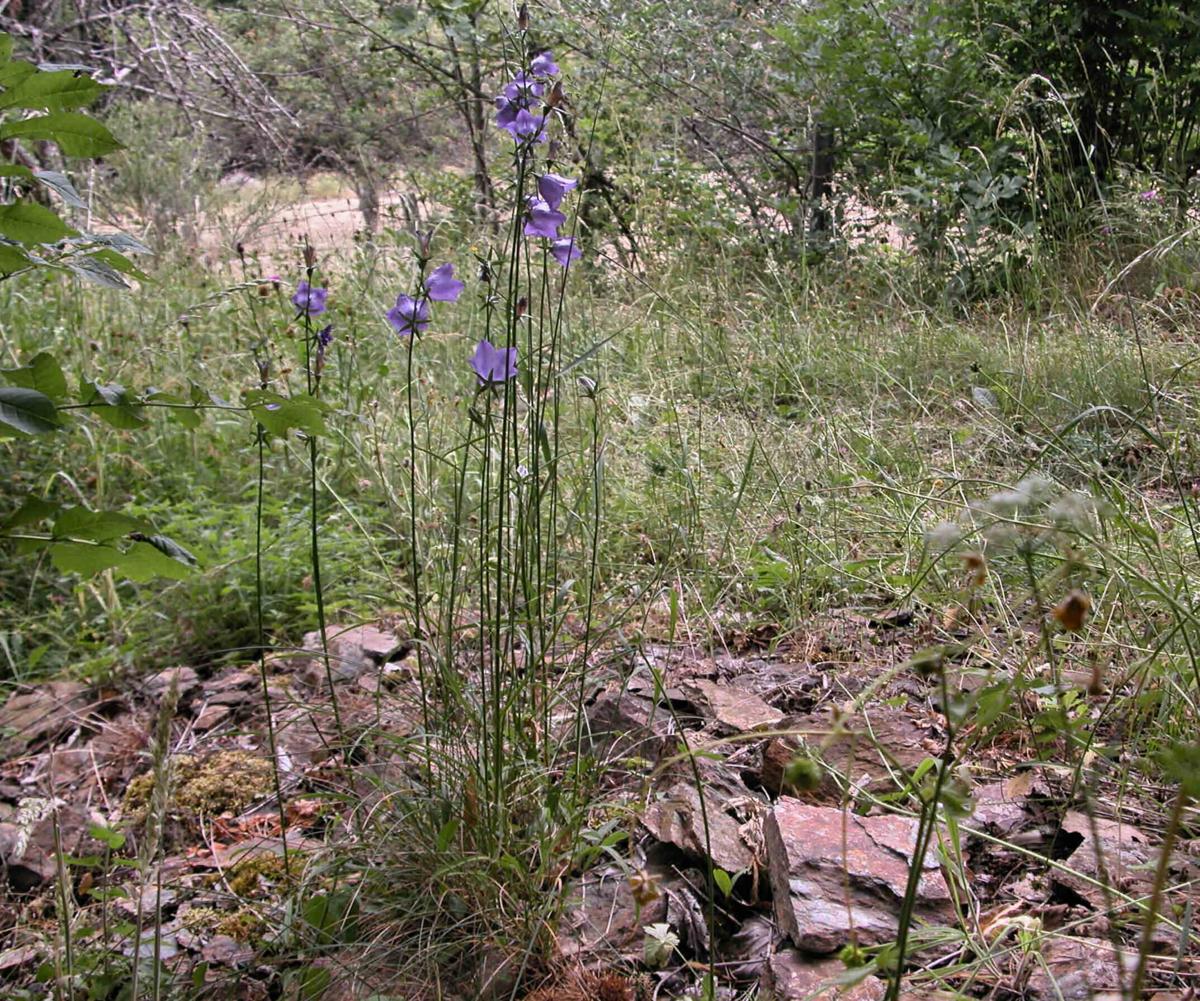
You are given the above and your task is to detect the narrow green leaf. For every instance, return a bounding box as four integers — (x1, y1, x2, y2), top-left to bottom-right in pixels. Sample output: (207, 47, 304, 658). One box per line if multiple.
(2, 351, 67, 400)
(0, 200, 72, 244)
(0, 386, 58, 434)
(0, 33, 13, 63)
(0, 112, 122, 157)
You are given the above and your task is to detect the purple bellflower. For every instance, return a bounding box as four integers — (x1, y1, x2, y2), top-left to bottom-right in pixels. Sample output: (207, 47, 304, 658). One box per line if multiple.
(530, 51, 559, 77)
(425, 262, 465, 303)
(292, 281, 328, 316)
(471, 339, 518, 386)
(496, 72, 543, 131)
(387, 294, 430, 337)
(525, 197, 565, 238)
(538, 172, 577, 210)
(551, 237, 581, 268)
(511, 107, 548, 144)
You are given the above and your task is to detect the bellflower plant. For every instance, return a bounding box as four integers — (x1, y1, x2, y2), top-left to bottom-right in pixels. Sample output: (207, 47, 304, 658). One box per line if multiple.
(530, 51, 559, 77)
(425, 262, 465, 302)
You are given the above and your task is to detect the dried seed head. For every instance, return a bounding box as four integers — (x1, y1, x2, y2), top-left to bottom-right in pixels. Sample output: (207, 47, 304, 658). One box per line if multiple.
(628, 869, 660, 906)
(1052, 590, 1091, 632)
(963, 550, 986, 588)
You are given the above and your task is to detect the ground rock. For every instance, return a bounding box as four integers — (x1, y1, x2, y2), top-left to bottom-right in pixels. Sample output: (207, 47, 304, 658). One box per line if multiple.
(761, 951, 885, 1000)
(1026, 936, 1132, 1000)
(585, 689, 676, 764)
(0, 799, 91, 891)
(142, 666, 199, 700)
(300, 624, 406, 684)
(641, 781, 758, 873)
(556, 863, 668, 963)
(1054, 811, 1154, 907)
(765, 798, 954, 953)
(681, 678, 785, 733)
(0, 681, 91, 757)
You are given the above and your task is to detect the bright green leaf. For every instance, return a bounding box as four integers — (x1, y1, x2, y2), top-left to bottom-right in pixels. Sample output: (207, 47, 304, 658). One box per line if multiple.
(2, 351, 67, 400)
(0, 200, 72, 244)
(119, 541, 196, 582)
(47, 540, 123, 575)
(53, 506, 148, 542)
(0, 112, 122, 157)
(0, 70, 105, 112)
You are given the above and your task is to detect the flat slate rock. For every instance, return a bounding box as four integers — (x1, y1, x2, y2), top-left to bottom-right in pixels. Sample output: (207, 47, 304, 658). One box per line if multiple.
(681, 678, 784, 733)
(762, 951, 885, 1000)
(765, 798, 955, 953)
(641, 781, 758, 873)
(301, 624, 406, 683)
(1026, 936, 1133, 1000)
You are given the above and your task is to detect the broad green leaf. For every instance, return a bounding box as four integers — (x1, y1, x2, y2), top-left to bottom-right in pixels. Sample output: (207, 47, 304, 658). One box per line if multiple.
(0, 243, 31, 273)
(0, 70, 105, 112)
(47, 540, 123, 575)
(80, 378, 146, 428)
(146, 390, 200, 429)
(1, 496, 57, 531)
(0, 201, 72, 244)
(246, 390, 328, 436)
(2, 351, 67, 400)
(0, 59, 35, 90)
(0, 112, 121, 157)
(93, 232, 152, 256)
(91, 248, 150, 281)
(120, 541, 196, 581)
(33, 169, 85, 208)
(0, 33, 13, 63)
(128, 532, 198, 568)
(54, 507, 148, 543)
(0, 163, 33, 180)
(66, 253, 129, 289)
(0, 386, 58, 434)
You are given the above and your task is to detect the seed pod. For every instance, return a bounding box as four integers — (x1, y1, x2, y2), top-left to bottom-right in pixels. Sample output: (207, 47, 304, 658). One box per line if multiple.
(1052, 590, 1091, 632)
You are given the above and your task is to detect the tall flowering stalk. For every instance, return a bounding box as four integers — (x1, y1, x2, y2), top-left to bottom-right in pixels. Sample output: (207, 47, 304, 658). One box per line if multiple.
(386, 243, 466, 756)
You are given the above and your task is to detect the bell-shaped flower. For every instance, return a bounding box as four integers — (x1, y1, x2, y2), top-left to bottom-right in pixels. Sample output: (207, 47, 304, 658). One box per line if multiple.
(425, 263, 464, 303)
(538, 172, 577, 210)
(387, 294, 430, 337)
(511, 107, 547, 144)
(530, 51, 559, 77)
(551, 237, 581, 268)
(524, 197, 565, 239)
(292, 280, 328, 316)
(471, 339, 518, 386)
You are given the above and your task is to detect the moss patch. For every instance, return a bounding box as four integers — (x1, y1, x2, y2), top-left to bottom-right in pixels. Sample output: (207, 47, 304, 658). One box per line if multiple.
(123, 750, 276, 830)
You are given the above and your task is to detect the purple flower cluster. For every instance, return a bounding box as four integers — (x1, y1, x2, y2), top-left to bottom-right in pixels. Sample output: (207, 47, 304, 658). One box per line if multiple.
(524, 172, 581, 268)
(495, 50, 560, 144)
